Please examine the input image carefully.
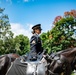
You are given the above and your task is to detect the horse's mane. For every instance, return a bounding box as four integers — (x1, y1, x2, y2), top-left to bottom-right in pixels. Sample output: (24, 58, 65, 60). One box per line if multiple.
(56, 47, 76, 55)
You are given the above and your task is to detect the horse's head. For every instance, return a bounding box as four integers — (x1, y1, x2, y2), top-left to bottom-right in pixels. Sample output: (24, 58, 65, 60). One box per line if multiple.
(7, 53, 20, 62)
(0, 55, 11, 75)
(48, 47, 76, 75)
(61, 48, 76, 71)
(47, 54, 72, 75)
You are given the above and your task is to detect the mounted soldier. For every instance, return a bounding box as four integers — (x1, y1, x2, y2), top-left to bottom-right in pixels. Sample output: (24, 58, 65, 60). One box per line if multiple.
(29, 24, 43, 60)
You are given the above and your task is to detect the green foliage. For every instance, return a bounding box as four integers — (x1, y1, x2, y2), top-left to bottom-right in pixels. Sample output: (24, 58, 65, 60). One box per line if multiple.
(0, 40, 5, 55)
(0, 8, 14, 55)
(0, 8, 76, 57)
(40, 31, 51, 53)
(14, 35, 30, 55)
(41, 16, 76, 54)
(0, 8, 13, 40)
(0, 8, 30, 55)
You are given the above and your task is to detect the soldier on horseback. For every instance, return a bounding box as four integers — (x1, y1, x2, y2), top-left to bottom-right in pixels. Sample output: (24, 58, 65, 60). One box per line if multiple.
(29, 24, 43, 60)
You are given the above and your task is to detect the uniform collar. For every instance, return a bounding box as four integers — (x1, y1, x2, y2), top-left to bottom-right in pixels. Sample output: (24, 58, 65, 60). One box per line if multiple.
(33, 33, 39, 36)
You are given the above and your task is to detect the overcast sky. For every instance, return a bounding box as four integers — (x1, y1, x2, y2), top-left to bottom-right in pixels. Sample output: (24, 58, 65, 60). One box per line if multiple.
(0, 0, 76, 38)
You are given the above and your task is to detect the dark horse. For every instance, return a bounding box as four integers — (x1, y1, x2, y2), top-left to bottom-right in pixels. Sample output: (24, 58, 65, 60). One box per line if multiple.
(0, 54, 20, 75)
(47, 47, 76, 75)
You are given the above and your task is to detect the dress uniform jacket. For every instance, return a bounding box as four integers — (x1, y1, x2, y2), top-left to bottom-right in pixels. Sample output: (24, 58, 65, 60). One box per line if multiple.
(30, 33, 43, 54)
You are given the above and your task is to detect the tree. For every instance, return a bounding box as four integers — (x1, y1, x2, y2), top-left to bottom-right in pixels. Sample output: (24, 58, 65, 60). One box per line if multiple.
(0, 8, 13, 40)
(40, 31, 51, 53)
(14, 35, 30, 55)
(41, 10, 76, 53)
(50, 16, 76, 52)
(0, 8, 14, 55)
(0, 39, 5, 55)
(0, 8, 30, 55)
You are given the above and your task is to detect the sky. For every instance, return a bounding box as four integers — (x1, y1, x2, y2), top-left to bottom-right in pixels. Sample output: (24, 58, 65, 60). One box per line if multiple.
(0, 0, 76, 38)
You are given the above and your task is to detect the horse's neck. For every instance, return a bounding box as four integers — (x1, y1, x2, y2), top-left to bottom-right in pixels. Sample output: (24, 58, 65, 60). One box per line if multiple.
(57, 48, 74, 55)
(61, 48, 76, 57)
(60, 48, 76, 64)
